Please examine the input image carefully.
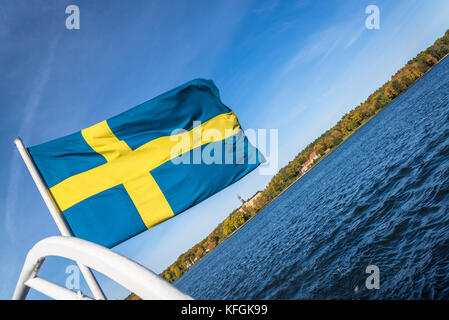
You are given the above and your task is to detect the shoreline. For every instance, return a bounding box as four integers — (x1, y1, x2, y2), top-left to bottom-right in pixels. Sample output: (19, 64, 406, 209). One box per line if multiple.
(179, 52, 449, 272)
(156, 32, 449, 288)
(258, 51, 449, 207)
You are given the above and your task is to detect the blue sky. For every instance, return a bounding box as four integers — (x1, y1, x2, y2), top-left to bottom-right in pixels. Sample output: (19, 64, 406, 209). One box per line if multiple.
(1, 0, 449, 299)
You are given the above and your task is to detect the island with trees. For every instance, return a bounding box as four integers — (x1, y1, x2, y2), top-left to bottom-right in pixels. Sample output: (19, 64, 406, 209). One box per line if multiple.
(126, 29, 449, 299)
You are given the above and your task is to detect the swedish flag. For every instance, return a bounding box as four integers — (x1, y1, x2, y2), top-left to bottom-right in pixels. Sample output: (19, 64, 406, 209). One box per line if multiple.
(28, 79, 264, 248)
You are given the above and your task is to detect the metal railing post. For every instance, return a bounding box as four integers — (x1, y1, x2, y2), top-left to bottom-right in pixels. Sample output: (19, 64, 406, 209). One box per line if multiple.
(13, 137, 106, 300)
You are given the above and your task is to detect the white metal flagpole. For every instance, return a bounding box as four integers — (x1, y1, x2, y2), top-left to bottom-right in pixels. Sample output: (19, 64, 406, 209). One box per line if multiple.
(14, 137, 106, 300)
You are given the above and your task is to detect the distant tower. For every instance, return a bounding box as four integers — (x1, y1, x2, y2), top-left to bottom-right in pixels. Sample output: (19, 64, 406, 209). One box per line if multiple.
(237, 195, 245, 205)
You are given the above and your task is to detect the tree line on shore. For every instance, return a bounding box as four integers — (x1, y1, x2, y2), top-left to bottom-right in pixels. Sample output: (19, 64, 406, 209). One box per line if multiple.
(127, 29, 449, 298)
(160, 29, 449, 283)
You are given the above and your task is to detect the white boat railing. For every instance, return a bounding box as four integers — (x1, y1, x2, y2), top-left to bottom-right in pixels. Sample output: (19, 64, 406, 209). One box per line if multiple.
(13, 236, 192, 300)
(14, 137, 106, 299)
(12, 137, 192, 300)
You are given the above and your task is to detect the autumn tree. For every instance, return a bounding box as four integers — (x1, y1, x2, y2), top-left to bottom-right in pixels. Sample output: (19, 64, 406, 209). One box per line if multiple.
(155, 29, 449, 287)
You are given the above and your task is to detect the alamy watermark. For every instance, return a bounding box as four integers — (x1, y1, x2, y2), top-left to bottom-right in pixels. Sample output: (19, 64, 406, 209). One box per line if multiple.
(365, 5, 380, 30)
(365, 264, 380, 290)
(65, 264, 80, 290)
(167, 122, 279, 176)
(65, 5, 80, 30)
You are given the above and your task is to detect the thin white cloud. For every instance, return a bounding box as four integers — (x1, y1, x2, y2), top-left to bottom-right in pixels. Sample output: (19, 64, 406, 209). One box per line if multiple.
(252, 0, 280, 16)
(0, 5, 9, 36)
(277, 26, 345, 78)
(346, 26, 365, 48)
(4, 38, 58, 241)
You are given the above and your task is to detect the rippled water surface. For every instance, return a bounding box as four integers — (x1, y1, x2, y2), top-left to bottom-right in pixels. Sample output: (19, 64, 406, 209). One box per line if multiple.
(175, 57, 449, 299)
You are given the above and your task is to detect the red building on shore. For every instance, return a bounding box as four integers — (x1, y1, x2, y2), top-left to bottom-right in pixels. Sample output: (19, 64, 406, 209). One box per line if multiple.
(301, 151, 320, 173)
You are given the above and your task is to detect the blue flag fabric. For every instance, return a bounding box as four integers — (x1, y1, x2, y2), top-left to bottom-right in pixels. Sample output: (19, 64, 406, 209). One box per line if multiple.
(28, 79, 264, 247)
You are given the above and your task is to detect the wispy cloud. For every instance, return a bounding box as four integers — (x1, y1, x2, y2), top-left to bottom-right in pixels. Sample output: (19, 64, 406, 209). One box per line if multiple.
(346, 26, 365, 48)
(277, 26, 345, 78)
(4, 37, 58, 241)
(252, 0, 280, 16)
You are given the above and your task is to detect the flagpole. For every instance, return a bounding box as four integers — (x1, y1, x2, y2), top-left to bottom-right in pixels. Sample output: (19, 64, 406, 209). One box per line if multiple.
(14, 137, 106, 300)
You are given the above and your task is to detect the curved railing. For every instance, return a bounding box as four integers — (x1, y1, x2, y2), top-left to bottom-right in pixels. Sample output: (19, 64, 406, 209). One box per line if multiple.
(13, 236, 192, 300)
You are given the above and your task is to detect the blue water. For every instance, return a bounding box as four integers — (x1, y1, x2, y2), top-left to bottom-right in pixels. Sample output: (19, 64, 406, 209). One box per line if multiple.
(175, 57, 449, 299)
